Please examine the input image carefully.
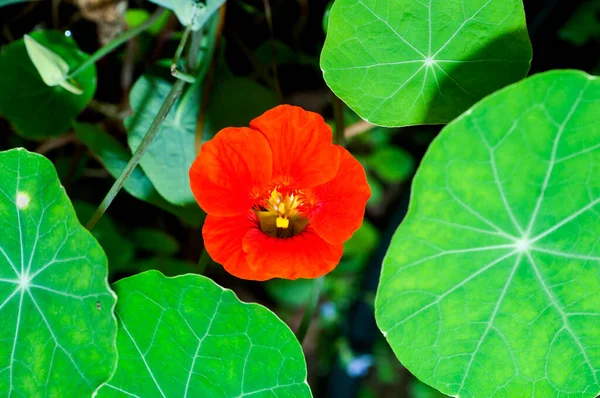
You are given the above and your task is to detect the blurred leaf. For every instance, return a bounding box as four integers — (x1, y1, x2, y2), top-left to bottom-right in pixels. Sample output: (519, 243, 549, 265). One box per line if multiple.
(0, 148, 117, 396)
(254, 40, 317, 68)
(373, 339, 400, 384)
(126, 75, 199, 206)
(96, 271, 312, 397)
(559, 0, 600, 46)
(202, 75, 279, 141)
(0, 30, 96, 138)
(336, 220, 380, 274)
(132, 228, 180, 255)
(368, 147, 414, 184)
(410, 380, 449, 398)
(74, 201, 135, 275)
(138, 257, 196, 276)
(125, 9, 171, 35)
(0, 0, 40, 6)
(265, 278, 315, 308)
(366, 172, 384, 206)
(74, 122, 205, 226)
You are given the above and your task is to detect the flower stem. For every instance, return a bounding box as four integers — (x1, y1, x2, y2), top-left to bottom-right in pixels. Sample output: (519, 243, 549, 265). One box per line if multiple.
(295, 276, 324, 344)
(67, 8, 167, 79)
(86, 77, 186, 230)
(196, 248, 211, 274)
(171, 25, 192, 72)
(332, 94, 346, 147)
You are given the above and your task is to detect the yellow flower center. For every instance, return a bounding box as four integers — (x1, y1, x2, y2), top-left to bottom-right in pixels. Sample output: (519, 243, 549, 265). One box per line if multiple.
(255, 187, 308, 238)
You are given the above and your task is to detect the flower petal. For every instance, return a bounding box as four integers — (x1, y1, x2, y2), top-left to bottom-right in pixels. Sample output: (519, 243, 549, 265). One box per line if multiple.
(202, 212, 272, 281)
(250, 105, 340, 188)
(190, 127, 273, 217)
(305, 146, 371, 244)
(242, 226, 343, 280)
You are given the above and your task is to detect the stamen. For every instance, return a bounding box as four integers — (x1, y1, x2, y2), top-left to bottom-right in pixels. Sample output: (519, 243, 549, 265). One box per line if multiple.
(255, 186, 308, 238)
(276, 217, 289, 229)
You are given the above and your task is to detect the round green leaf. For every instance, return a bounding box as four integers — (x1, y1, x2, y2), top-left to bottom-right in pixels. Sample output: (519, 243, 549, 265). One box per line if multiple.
(375, 70, 600, 397)
(0, 149, 117, 396)
(320, 0, 532, 127)
(0, 30, 96, 138)
(98, 271, 312, 397)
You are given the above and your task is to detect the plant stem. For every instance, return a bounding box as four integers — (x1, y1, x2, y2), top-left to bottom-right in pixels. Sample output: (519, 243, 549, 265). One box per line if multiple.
(332, 94, 346, 147)
(196, 248, 211, 274)
(295, 276, 324, 344)
(67, 8, 167, 79)
(86, 77, 186, 230)
(171, 25, 192, 72)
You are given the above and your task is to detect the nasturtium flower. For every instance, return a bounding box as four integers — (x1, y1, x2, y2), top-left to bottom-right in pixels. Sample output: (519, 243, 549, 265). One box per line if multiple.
(189, 105, 371, 281)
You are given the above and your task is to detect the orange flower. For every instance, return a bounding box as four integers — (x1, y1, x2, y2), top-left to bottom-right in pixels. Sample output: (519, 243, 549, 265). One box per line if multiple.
(189, 105, 371, 281)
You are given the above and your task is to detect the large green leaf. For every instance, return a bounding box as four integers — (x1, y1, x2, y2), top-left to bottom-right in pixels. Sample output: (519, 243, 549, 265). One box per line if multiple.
(320, 0, 532, 127)
(0, 31, 96, 138)
(74, 122, 204, 226)
(0, 149, 117, 396)
(97, 271, 312, 397)
(126, 76, 199, 206)
(375, 70, 600, 397)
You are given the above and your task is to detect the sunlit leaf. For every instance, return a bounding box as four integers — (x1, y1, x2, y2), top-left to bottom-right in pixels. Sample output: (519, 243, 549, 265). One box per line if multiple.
(376, 70, 600, 397)
(0, 31, 96, 138)
(97, 271, 312, 397)
(321, 0, 532, 126)
(0, 148, 117, 396)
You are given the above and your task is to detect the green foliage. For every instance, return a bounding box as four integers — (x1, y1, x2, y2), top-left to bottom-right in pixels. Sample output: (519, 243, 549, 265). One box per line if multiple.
(74, 122, 205, 226)
(0, 0, 39, 7)
(131, 228, 180, 255)
(559, 0, 600, 46)
(376, 70, 600, 397)
(202, 74, 279, 140)
(321, 0, 532, 126)
(97, 271, 312, 397)
(126, 76, 199, 206)
(137, 258, 196, 276)
(124, 9, 172, 35)
(0, 149, 116, 396)
(336, 219, 380, 273)
(147, 0, 225, 31)
(0, 30, 96, 138)
(74, 201, 135, 275)
(265, 278, 316, 308)
(410, 380, 449, 398)
(368, 147, 414, 184)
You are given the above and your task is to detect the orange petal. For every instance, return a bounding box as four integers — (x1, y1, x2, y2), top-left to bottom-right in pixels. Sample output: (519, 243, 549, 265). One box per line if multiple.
(250, 105, 340, 188)
(305, 146, 371, 244)
(202, 212, 272, 281)
(190, 127, 272, 217)
(242, 226, 344, 280)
